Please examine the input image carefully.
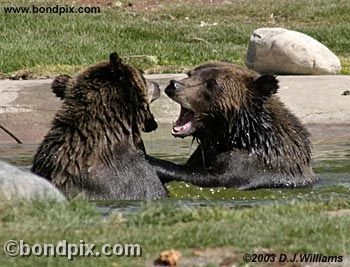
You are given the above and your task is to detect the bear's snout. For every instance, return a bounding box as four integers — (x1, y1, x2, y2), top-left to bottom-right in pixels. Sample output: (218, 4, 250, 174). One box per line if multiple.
(165, 80, 182, 98)
(146, 80, 161, 103)
(150, 81, 161, 102)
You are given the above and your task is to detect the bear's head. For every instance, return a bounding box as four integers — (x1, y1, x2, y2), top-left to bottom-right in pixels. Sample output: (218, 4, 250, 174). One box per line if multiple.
(165, 62, 313, 177)
(52, 53, 160, 134)
(165, 62, 279, 142)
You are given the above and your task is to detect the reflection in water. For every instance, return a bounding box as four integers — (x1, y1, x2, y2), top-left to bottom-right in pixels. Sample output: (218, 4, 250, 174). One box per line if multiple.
(0, 124, 349, 214)
(0, 143, 36, 169)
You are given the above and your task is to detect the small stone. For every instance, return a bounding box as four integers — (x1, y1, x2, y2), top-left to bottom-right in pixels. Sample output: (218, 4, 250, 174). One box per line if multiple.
(341, 90, 350, 96)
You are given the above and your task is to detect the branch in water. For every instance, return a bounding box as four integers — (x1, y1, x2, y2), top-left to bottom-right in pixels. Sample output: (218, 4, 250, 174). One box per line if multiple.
(0, 124, 22, 144)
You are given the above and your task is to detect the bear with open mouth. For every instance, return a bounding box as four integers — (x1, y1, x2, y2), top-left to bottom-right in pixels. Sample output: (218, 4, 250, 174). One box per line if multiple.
(148, 62, 318, 189)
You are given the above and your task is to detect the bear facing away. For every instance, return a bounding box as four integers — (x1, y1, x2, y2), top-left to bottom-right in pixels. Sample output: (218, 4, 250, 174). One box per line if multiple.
(32, 53, 167, 200)
(148, 62, 318, 189)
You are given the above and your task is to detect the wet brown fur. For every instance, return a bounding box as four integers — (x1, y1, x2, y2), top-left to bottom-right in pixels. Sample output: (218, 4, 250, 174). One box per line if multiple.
(32, 53, 166, 199)
(149, 62, 317, 189)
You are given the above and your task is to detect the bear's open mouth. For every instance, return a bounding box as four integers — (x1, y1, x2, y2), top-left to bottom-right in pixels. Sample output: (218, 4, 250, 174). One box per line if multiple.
(172, 106, 195, 137)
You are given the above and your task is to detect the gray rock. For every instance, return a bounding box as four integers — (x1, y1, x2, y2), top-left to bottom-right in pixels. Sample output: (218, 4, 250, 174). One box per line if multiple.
(0, 160, 65, 201)
(246, 27, 341, 75)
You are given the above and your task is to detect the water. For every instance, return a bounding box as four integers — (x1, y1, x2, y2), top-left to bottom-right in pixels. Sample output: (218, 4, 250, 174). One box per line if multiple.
(0, 124, 349, 214)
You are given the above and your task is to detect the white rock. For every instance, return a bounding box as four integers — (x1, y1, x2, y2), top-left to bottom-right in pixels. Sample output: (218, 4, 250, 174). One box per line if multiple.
(246, 27, 341, 75)
(0, 160, 65, 201)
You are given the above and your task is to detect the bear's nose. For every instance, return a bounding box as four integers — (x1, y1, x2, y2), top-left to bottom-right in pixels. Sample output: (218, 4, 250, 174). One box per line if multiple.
(165, 80, 181, 97)
(170, 80, 181, 90)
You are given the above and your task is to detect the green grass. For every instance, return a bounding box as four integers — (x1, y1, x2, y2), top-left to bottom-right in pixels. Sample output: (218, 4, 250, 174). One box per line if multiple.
(1, 1, 350, 265)
(0, 0, 350, 77)
(0, 198, 349, 266)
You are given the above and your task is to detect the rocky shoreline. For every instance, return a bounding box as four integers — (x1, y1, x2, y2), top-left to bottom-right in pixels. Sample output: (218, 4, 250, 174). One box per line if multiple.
(0, 75, 349, 144)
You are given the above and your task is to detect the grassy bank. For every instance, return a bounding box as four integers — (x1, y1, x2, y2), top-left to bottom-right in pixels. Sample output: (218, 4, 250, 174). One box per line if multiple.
(0, 0, 350, 78)
(1, 1, 350, 266)
(0, 198, 349, 266)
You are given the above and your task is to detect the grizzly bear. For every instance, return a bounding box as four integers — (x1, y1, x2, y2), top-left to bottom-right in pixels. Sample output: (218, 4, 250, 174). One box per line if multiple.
(148, 62, 318, 189)
(32, 53, 167, 200)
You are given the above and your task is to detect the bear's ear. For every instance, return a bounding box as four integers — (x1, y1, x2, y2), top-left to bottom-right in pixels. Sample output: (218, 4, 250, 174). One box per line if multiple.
(109, 52, 123, 69)
(52, 74, 71, 100)
(252, 75, 279, 98)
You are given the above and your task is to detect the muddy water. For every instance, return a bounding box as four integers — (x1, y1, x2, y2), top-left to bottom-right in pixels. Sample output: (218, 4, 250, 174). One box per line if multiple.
(0, 124, 349, 214)
(142, 125, 350, 200)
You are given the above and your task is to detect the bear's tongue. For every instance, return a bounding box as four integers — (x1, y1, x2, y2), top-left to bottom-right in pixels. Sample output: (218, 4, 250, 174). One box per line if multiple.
(172, 107, 194, 136)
